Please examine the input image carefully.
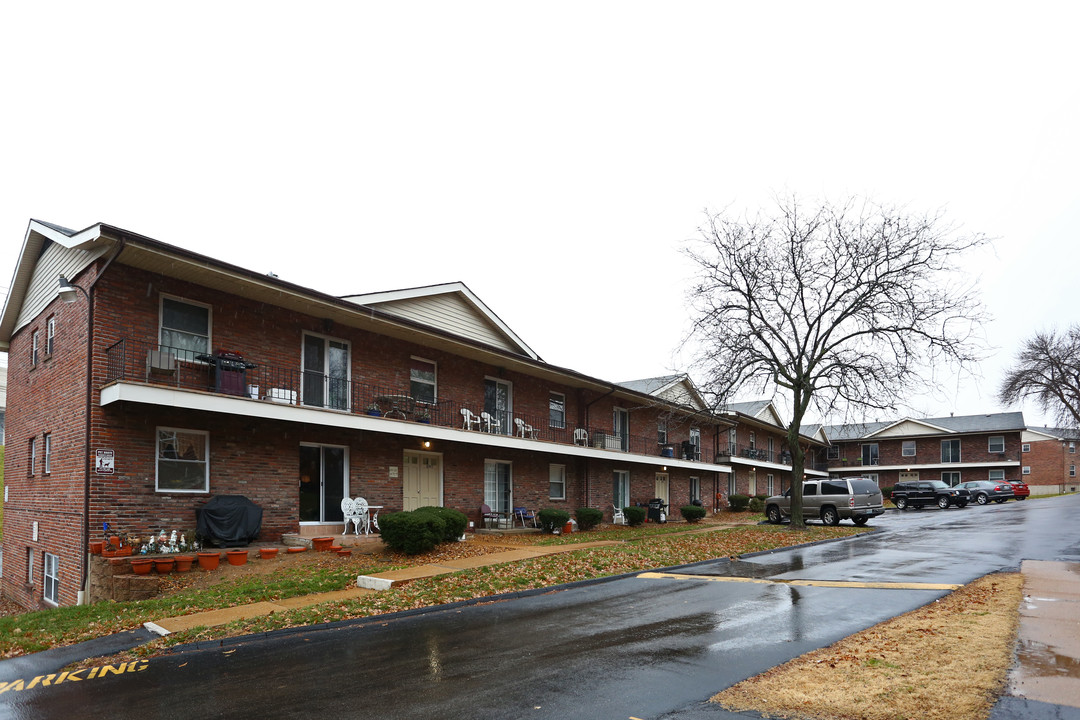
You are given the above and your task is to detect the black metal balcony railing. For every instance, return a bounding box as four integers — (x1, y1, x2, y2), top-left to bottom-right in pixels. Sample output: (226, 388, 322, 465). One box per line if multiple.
(714, 443, 791, 465)
(104, 338, 717, 462)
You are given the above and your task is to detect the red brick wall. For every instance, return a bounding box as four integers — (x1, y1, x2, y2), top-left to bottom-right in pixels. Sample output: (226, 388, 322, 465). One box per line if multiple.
(1024, 438, 1080, 493)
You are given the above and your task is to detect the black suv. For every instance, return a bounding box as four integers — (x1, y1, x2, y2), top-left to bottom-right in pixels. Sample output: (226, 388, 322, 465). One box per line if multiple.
(891, 480, 970, 510)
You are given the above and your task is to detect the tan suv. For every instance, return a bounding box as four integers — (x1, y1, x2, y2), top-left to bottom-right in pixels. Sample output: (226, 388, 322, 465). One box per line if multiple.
(765, 477, 885, 526)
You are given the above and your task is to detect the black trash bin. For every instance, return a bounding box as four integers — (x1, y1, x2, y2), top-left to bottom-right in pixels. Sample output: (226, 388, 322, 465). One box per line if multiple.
(647, 498, 668, 523)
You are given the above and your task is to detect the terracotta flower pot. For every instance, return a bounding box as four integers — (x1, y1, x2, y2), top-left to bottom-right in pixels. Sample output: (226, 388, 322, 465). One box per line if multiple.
(226, 550, 249, 566)
(312, 537, 334, 552)
(287, 547, 306, 554)
(110, 535, 121, 549)
(197, 552, 221, 570)
(259, 548, 279, 559)
(130, 558, 153, 575)
(336, 549, 352, 557)
(89, 540, 105, 555)
(174, 555, 195, 572)
(329, 545, 343, 553)
(154, 558, 175, 574)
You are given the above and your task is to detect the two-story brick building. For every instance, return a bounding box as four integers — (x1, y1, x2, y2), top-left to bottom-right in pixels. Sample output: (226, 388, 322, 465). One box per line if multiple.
(819, 412, 1026, 488)
(1021, 427, 1080, 495)
(0, 220, 737, 608)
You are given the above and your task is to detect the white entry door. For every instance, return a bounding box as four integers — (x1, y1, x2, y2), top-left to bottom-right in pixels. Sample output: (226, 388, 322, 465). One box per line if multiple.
(403, 451, 442, 510)
(655, 473, 670, 506)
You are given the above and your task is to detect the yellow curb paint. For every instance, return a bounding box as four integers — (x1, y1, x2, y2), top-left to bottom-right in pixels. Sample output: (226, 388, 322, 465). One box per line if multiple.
(636, 572, 960, 591)
(0, 661, 148, 695)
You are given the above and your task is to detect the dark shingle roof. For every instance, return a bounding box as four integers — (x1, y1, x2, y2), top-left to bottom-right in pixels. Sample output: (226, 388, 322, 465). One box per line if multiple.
(823, 412, 1027, 441)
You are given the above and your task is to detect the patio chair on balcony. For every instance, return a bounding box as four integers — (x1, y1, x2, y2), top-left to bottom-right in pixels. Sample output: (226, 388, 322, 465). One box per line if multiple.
(461, 408, 481, 431)
(514, 418, 536, 439)
(514, 507, 537, 528)
(480, 412, 497, 433)
(573, 428, 589, 446)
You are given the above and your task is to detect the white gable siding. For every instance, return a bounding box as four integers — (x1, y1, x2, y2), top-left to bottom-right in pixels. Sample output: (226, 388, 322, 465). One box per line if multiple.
(876, 420, 947, 437)
(656, 384, 705, 410)
(369, 294, 522, 354)
(14, 241, 107, 335)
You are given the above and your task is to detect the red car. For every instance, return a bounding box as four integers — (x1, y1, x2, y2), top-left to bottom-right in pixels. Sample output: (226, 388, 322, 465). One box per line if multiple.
(1007, 480, 1030, 500)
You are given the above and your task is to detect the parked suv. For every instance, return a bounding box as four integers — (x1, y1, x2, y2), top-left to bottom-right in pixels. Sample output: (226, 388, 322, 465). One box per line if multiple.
(765, 477, 885, 526)
(891, 480, 970, 510)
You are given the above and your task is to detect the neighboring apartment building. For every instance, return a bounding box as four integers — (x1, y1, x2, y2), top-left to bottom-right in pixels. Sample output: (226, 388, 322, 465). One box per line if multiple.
(819, 412, 1026, 488)
(0, 220, 736, 608)
(1021, 427, 1080, 495)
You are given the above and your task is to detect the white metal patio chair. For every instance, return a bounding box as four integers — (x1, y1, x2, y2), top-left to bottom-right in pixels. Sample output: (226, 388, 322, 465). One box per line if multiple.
(461, 408, 481, 431)
(341, 497, 362, 534)
(480, 411, 497, 433)
(612, 504, 627, 525)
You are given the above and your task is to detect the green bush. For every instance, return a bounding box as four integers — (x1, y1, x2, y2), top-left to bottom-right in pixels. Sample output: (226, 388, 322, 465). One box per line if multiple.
(575, 507, 603, 531)
(881, 486, 895, 501)
(755, 494, 769, 502)
(680, 505, 707, 523)
(379, 510, 445, 555)
(415, 506, 467, 541)
(748, 497, 765, 513)
(623, 506, 646, 526)
(538, 508, 571, 533)
(728, 494, 750, 512)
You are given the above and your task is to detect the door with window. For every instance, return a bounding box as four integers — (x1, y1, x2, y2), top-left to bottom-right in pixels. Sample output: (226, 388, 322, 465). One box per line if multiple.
(303, 334, 350, 410)
(299, 444, 347, 523)
(748, 468, 757, 496)
(402, 451, 442, 511)
(613, 470, 630, 510)
(613, 408, 629, 451)
(654, 473, 670, 507)
(484, 379, 512, 435)
(484, 460, 512, 514)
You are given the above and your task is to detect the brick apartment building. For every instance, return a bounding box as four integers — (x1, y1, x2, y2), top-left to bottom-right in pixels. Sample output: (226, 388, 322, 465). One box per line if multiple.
(0, 220, 749, 609)
(818, 413, 1027, 488)
(1021, 427, 1080, 495)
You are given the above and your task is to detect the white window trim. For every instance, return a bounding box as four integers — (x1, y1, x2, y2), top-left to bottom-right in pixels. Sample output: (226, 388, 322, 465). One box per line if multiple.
(862, 443, 880, 466)
(46, 316, 56, 355)
(29, 436, 36, 477)
(690, 476, 701, 502)
(159, 294, 213, 360)
(941, 439, 962, 463)
(613, 469, 631, 509)
(549, 463, 566, 500)
(156, 427, 210, 493)
(31, 329, 39, 366)
(1022, 443, 1031, 453)
(409, 355, 437, 404)
(43, 553, 59, 605)
(902, 440, 916, 457)
(549, 392, 566, 429)
(43, 433, 51, 475)
(989, 469, 1005, 481)
(1022, 466, 1032, 475)
(988, 436, 1006, 453)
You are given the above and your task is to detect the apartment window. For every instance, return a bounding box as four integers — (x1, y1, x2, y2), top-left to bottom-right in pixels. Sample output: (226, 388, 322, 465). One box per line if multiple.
(303, 334, 350, 411)
(657, 420, 668, 445)
(728, 427, 737, 455)
(826, 445, 839, 460)
(727, 472, 736, 496)
(749, 431, 756, 450)
(31, 329, 39, 366)
(941, 439, 962, 463)
(613, 470, 630, 509)
(766, 474, 774, 496)
(689, 428, 701, 460)
(861, 443, 879, 466)
(160, 296, 211, 360)
(43, 433, 52, 475)
(43, 553, 59, 605)
(28, 437, 36, 477)
(1022, 466, 1031, 475)
(612, 407, 629, 451)
(989, 469, 1005, 482)
(902, 440, 916, 457)
(1071, 465, 1077, 478)
(1071, 442, 1077, 454)
(157, 428, 209, 492)
(484, 378, 513, 436)
(549, 464, 566, 500)
(484, 460, 512, 514)
(549, 392, 566, 429)
(46, 316, 56, 355)
(1022, 443, 1031, 453)
(864, 473, 880, 486)
(690, 477, 700, 503)
(409, 357, 436, 404)
(988, 436, 1005, 453)
(942, 471, 961, 486)
(27, 548, 34, 585)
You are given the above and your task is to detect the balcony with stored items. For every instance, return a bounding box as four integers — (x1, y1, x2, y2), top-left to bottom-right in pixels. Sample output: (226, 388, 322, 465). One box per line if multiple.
(715, 442, 793, 466)
(103, 338, 730, 470)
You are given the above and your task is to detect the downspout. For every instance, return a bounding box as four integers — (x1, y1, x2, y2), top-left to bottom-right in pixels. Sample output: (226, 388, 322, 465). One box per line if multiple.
(80, 241, 125, 602)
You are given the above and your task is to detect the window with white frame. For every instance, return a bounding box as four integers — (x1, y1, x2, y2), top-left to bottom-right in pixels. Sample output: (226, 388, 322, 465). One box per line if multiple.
(1071, 442, 1077, 454)
(409, 357, 437, 404)
(749, 431, 756, 449)
(46, 316, 55, 355)
(902, 440, 916, 457)
(988, 436, 1005, 453)
(484, 460, 512, 513)
(31, 329, 39, 366)
(767, 437, 774, 460)
(657, 419, 668, 445)
(826, 445, 840, 460)
(941, 439, 962, 463)
(613, 470, 630, 509)
(989, 469, 1005, 482)
(727, 473, 736, 496)
(1022, 443, 1031, 453)
(1022, 466, 1031, 475)
(26, 548, 34, 585)
(766, 474, 774, 495)
(28, 436, 36, 477)
(43, 553, 59, 604)
(549, 392, 565, 429)
(160, 296, 211, 361)
(689, 427, 701, 460)
(690, 477, 700, 503)
(862, 443, 879, 466)
(43, 433, 51, 475)
(157, 428, 209, 492)
(549, 464, 566, 500)
(1071, 465, 1077, 478)
(942, 471, 961, 486)
(728, 427, 737, 455)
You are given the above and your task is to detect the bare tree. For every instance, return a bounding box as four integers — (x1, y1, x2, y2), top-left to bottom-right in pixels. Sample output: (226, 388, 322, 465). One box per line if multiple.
(685, 196, 989, 528)
(999, 326, 1080, 430)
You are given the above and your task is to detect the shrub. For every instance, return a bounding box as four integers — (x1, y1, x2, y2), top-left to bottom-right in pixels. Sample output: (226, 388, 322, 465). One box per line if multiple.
(623, 506, 646, 526)
(681, 505, 707, 523)
(414, 506, 467, 541)
(379, 510, 445, 555)
(881, 486, 895, 501)
(748, 497, 765, 513)
(728, 494, 750, 512)
(755, 494, 769, 502)
(538, 508, 571, 533)
(575, 507, 603, 531)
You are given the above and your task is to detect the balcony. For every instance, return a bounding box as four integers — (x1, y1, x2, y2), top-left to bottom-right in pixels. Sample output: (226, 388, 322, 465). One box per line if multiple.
(715, 443, 791, 465)
(104, 338, 722, 465)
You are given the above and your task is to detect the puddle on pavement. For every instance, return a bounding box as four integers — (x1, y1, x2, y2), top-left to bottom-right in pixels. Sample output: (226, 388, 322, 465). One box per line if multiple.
(1016, 639, 1080, 680)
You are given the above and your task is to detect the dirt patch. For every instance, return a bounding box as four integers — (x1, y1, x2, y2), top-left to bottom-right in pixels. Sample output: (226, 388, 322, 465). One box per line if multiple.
(711, 572, 1023, 720)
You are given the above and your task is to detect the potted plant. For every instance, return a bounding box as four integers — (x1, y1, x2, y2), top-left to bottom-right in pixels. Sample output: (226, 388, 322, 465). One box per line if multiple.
(365, 403, 382, 417)
(415, 407, 432, 424)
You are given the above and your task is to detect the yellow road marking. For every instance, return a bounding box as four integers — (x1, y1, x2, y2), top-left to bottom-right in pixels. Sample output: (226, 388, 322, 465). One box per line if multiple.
(637, 571, 960, 591)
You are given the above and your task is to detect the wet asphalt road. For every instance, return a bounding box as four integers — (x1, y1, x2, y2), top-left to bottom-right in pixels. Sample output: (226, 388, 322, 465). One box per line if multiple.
(4, 496, 1079, 720)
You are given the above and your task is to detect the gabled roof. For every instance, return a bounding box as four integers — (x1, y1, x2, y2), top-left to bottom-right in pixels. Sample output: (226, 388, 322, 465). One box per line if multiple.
(341, 283, 539, 361)
(824, 412, 1027, 441)
(617, 375, 708, 411)
(1024, 426, 1080, 442)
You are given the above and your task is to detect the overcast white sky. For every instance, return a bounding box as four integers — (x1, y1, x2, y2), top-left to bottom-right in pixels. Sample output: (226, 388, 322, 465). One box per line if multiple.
(1, 2, 1076, 427)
